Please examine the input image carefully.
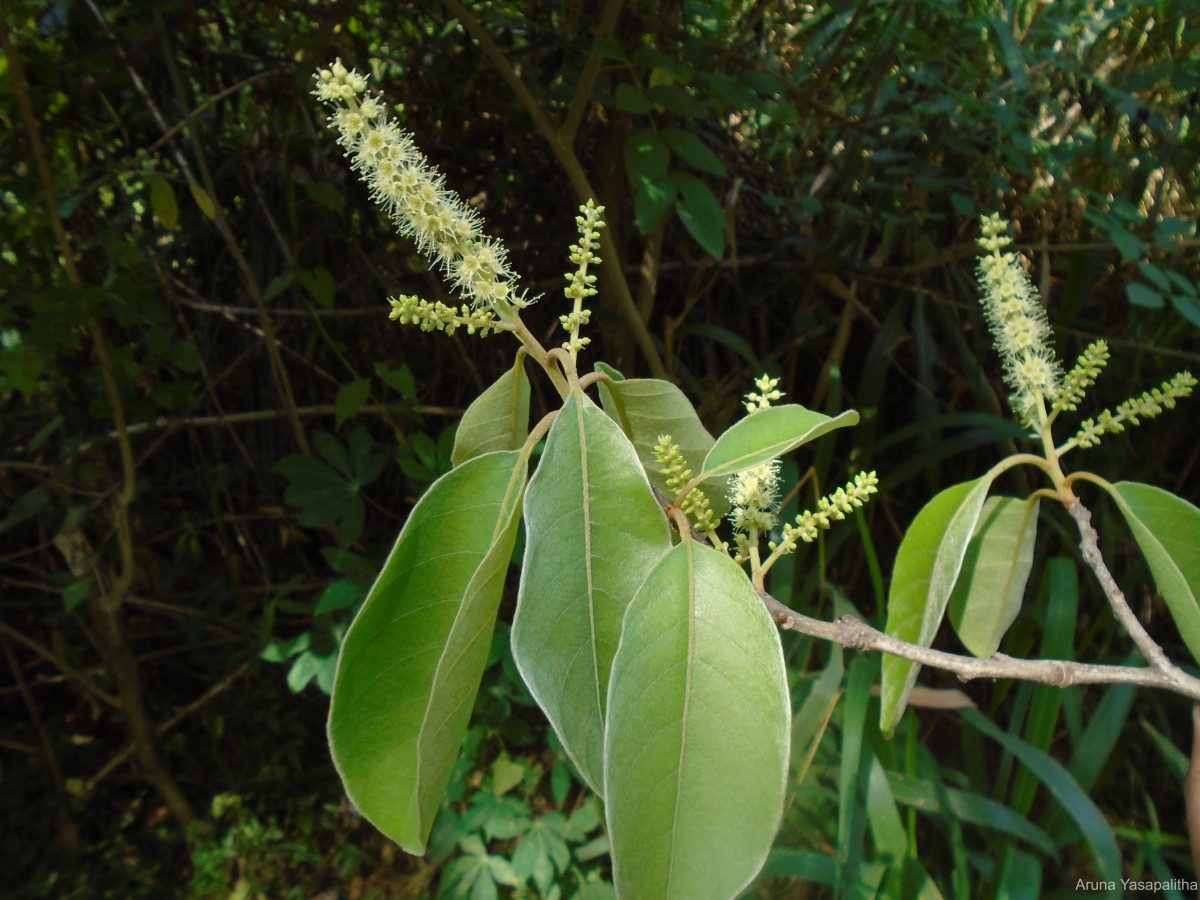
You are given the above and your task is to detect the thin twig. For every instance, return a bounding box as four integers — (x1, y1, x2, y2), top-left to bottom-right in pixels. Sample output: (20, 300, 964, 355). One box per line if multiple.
(755, 590, 1200, 701)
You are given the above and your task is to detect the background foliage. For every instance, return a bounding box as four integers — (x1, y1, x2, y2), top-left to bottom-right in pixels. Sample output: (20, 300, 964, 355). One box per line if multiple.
(2, 0, 1198, 895)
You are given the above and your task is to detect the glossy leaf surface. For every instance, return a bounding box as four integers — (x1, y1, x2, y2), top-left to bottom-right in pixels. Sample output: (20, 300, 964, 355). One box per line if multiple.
(452, 353, 530, 466)
(880, 477, 991, 734)
(699, 404, 858, 482)
(949, 496, 1039, 657)
(512, 390, 671, 792)
(1109, 480, 1200, 665)
(605, 541, 789, 899)
(328, 450, 527, 854)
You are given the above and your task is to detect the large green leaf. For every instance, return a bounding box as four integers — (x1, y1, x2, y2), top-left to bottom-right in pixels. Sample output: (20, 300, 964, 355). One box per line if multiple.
(328, 450, 527, 854)
(1108, 480, 1200, 665)
(948, 495, 1039, 657)
(451, 353, 530, 466)
(698, 404, 859, 482)
(880, 477, 992, 734)
(595, 375, 728, 518)
(604, 541, 789, 899)
(512, 390, 671, 793)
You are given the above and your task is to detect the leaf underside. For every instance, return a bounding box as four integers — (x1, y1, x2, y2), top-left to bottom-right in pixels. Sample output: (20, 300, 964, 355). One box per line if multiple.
(1110, 480, 1200, 666)
(880, 477, 991, 734)
(512, 390, 671, 793)
(605, 541, 790, 900)
(328, 450, 527, 854)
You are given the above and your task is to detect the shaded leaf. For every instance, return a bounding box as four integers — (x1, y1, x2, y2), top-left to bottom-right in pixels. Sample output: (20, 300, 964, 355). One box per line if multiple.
(661, 128, 726, 177)
(699, 404, 859, 482)
(1109, 481, 1200, 665)
(328, 450, 527, 853)
(625, 129, 669, 181)
(632, 173, 677, 234)
(671, 171, 725, 259)
(880, 477, 992, 734)
(335, 378, 371, 428)
(604, 541, 789, 899)
(948, 495, 1039, 657)
(452, 353, 530, 466)
(149, 175, 178, 231)
(512, 390, 671, 793)
(614, 83, 652, 114)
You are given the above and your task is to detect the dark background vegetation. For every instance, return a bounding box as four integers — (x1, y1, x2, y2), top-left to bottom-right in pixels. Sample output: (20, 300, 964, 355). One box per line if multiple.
(2, 0, 1199, 896)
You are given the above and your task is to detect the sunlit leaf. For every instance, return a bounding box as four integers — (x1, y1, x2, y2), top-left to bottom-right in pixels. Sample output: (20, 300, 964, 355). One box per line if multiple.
(595, 375, 726, 516)
(328, 450, 527, 853)
(699, 404, 859, 482)
(512, 390, 671, 793)
(948, 495, 1039, 657)
(605, 541, 789, 899)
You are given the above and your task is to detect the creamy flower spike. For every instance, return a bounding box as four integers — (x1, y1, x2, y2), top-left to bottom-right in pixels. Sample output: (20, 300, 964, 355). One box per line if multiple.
(312, 59, 524, 318)
(976, 213, 1063, 426)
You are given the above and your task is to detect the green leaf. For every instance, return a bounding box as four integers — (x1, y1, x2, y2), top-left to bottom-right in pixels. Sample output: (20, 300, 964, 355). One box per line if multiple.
(149, 175, 178, 231)
(948, 496, 1038, 657)
(452, 353, 530, 466)
(375, 361, 417, 401)
(595, 375, 724, 514)
(647, 84, 706, 118)
(880, 477, 992, 734)
(661, 128, 726, 177)
(1126, 281, 1164, 309)
(335, 378, 371, 428)
(671, 172, 725, 259)
(314, 579, 367, 615)
(328, 450, 527, 853)
(304, 179, 345, 214)
(1108, 481, 1200, 665)
(698, 404, 859, 482)
(188, 181, 217, 221)
(614, 83, 652, 114)
(512, 390, 671, 793)
(604, 541, 789, 899)
(632, 173, 677, 234)
(625, 129, 669, 181)
(298, 266, 335, 309)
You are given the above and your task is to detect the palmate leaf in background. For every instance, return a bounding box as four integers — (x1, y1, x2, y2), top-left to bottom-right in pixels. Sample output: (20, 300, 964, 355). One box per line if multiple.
(595, 372, 728, 517)
(880, 477, 992, 734)
(274, 426, 388, 545)
(328, 450, 528, 854)
(512, 389, 672, 794)
(604, 540, 790, 900)
(948, 495, 1039, 658)
(697, 404, 859, 482)
(451, 351, 531, 467)
(1108, 480, 1200, 665)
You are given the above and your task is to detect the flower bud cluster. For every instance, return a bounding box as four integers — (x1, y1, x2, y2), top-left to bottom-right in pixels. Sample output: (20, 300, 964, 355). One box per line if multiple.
(744, 374, 784, 414)
(1053, 340, 1109, 414)
(778, 471, 879, 549)
(1071, 372, 1196, 449)
(653, 435, 719, 540)
(561, 201, 604, 358)
(313, 59, 526, 318)
(976, 213, 1063, 426)
(387, 295, 502, 336)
